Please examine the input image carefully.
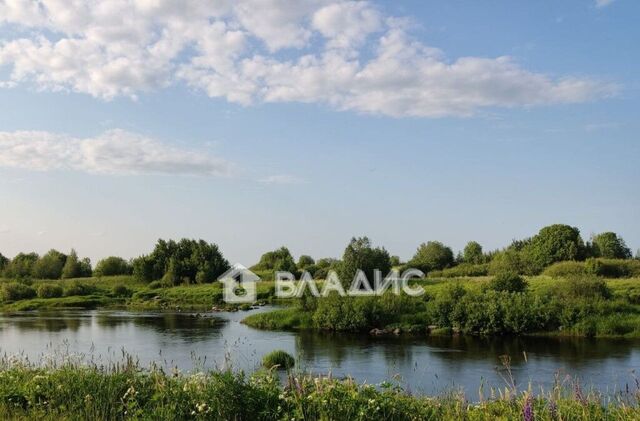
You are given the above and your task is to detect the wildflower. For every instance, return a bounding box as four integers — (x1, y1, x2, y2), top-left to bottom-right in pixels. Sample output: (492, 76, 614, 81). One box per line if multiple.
(522, 395, 533, 421)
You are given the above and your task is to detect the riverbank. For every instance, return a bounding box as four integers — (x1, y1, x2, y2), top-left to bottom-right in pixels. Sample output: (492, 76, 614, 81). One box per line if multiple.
(0, 356, 638, 420)
(3, 275, 640, 338)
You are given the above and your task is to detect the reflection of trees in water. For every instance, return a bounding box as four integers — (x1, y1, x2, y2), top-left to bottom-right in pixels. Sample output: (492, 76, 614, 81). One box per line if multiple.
(295, 332, 416, 367)
(94, 312, 226, 341)
(295, 332, 640, 380)
(2, 312, 87, 332)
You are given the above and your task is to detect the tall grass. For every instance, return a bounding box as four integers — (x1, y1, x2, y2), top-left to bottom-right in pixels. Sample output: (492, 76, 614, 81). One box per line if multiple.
(0, 354, 638, 420)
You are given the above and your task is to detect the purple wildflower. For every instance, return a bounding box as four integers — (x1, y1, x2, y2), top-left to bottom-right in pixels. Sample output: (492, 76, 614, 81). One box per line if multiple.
(522, 395, 533, 421)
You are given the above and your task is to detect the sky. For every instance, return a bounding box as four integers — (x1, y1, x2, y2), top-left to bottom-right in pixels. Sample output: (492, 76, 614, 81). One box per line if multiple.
(0, 0, 638, 265)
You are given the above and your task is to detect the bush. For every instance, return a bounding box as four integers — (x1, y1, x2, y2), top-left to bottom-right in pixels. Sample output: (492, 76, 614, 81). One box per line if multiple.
(112, 284, 132, 297)
(429, 263, 488, 278)
(556, 275, 611, 300)
(586, 258, 640, 278)
(94, 256, 132, 277)
(487, 272, 528, 293)
(36, 283, 64, 298)
(147, 280, 164, 289)
(64, 281, 97, 297)
(262, 350, 295, 370)
(543, 261, 586, 278)
(1, 282, 37, 301)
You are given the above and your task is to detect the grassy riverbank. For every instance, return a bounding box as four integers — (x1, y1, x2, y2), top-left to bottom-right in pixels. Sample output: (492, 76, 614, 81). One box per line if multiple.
(0, 357, 638, 420)
(243, 276, 640, 338)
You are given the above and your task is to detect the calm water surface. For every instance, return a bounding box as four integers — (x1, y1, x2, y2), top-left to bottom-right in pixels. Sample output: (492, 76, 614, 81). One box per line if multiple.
(1, 309, 639, 396)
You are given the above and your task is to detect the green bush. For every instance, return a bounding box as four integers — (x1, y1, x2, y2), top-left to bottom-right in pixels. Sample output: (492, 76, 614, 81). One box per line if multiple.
(1, 282, 37, 301)
(36, 283, 64, 299)
(112, 284, 132, 297)
(262, 350, 295, 370)
(586, 258, 640, 278)
(429, 263, 488, 278)
(487, 272, 528, 293)
(556, 275, 612, 300)
(147, 280, 164, 289)
(543, 261, 586, 277)
(63, 281, 97, 297)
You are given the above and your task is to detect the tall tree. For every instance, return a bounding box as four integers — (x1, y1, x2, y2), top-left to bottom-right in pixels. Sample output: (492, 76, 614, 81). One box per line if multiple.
(337, 237, 390, 287)
(591, 232, 632, 259)
(408, 241, 454, 273)
(462, 241, 484, 264)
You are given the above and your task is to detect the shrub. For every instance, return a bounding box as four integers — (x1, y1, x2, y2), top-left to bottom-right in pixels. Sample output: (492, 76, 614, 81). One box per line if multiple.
(487, 272, 528, 293)
(112, 284, 132, 297)
(586, 258, 640, 278)
(94, 256, 132, 277)
(262, 350, 295, 370)
(543, 261, 586, 278)
(36, 283, 64, 298)
(556, 275, 611, 300)
(64, 281, 97, 297)
(1, 282, 36, 301)
(408, 241, 454, 273)
(429, 263, 488, 278)
(147, 280, 164, 289)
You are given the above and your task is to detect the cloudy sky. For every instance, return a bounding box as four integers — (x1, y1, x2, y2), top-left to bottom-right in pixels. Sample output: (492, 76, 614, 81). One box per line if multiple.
(0, 0, 638, 264)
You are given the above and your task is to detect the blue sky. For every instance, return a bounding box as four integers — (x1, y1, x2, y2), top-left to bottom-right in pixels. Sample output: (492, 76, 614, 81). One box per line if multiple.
(0, 0, 638, 265)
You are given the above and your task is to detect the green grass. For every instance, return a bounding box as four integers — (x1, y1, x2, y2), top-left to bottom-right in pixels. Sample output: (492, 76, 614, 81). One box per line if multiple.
(243, 307, 312, 330)
(261, 350, 295, 370)
(0, 355, 638, 420)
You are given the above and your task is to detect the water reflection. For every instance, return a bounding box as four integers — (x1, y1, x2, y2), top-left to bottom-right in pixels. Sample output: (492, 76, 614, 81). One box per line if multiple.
(1, 309, 639, 396)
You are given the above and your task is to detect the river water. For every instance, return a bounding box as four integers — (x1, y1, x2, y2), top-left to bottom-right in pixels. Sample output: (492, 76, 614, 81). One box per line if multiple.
(1, 308, 639, 397)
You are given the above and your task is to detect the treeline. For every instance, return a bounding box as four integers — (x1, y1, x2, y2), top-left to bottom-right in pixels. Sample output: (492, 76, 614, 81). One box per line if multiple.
(1, 224, 638, 284)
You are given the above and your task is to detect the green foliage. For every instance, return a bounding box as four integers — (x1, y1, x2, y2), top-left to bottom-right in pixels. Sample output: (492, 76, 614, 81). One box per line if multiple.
(61, 249, 92, 279)
(488, 249, 528, 275)
(408, 241, 454, 273)
(261, 350, 295, 370)
(112, 284, 132, 297)
(63, 281, 97, 297)
(428, 263, 488, 278)
(389, 255, 401, 267)
(1, 358, 637, 421)
(312, 258, 339, 279)
(253, 247, 297, 273)
(555, 275, 612, 300)
(296, 255, 315, 269)
(543, 261, 587, 277)
(1, 282, 36, 302)
(522, 224, 586, 273)
(36, 283, 64, 299)
(0, 253, 8, 273)
(586, 258, 640, 278)
(336, 237, 390, 287)
(132, 239, 230, 285)
(487, 272, 528, 293)
(591, 232, 632, 259)
(94, 256, 132, 277)
(32, 249, 67, 279)
(462, 241, 484, 264)
(3, 252, 38, 279)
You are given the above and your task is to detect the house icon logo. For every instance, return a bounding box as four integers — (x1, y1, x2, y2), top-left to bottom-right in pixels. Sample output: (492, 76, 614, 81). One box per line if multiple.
(218, 264, 260, 303)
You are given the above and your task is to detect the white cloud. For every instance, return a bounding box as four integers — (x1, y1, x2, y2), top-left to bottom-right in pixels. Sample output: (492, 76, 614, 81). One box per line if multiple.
(595, 0, 616, 8)
(0, 0, 617, 117)
(0, 129, 232, 176)
(258, 174, 306, 185)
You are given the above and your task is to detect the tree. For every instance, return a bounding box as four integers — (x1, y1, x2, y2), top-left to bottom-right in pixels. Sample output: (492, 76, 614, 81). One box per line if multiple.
(408, 241, 454, 273)
(32, 249, 67, 279)
(133, 239, 230, 284)
(463, 241, 484, 264)
(61, 249, 92, 279)
(297, 255, 315, 269)
(522, 224, 586, 272)
(253, 247, 297, 273)
(591, 232, 632, 259)
(336, 237, 390, 287)
(390, 255, 401, 267)
(0, 252, 8, 274)
(95, 256, 133, 277)
(3, 253, 39, 279)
